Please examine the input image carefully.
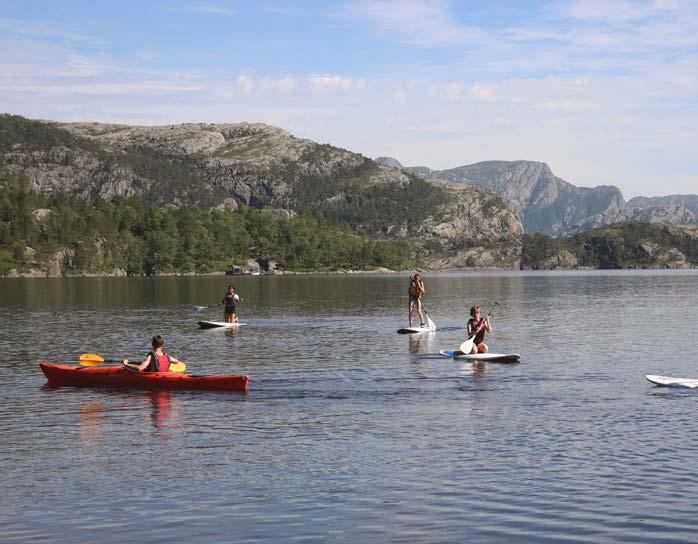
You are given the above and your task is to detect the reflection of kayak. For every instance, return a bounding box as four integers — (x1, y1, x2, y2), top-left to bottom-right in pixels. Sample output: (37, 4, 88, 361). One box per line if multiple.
(645, 375, 698, 388)
(197, 321, 247, 329)
(39, 363, 249, 392)
(439, 350, 521, 363)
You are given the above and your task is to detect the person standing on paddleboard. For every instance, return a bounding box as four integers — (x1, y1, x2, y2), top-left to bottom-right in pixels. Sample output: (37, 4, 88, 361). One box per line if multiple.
(221, 284, 243, 323)
(122, 335, 183, 372)
(408, 273, 426, 328)
(467, 306, 493, 354)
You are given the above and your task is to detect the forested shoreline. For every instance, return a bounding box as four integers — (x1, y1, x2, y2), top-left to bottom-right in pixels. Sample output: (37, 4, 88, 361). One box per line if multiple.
(0, 177, 415, 276)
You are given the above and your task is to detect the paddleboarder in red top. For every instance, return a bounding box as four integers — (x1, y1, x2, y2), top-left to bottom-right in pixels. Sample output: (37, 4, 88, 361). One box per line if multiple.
(467, 306, 493, 354)
(122, 335, 183, 373)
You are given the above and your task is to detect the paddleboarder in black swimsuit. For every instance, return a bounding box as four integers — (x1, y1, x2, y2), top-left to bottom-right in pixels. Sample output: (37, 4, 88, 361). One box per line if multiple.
(221, 285, 243, 323)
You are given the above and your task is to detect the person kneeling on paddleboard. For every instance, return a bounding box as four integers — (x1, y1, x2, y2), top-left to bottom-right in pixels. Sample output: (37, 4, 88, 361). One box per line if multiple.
(408, 273, 426, 328)
(221, 285, 243, 323)
(122, 335, 183, 373)
(467, 306, 493, 354)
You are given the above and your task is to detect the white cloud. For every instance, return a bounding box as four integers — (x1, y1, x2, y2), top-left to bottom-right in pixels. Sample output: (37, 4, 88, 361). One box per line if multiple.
(261, 76, 298, 92)
(236, 74, 254, 94)
(308, 74, 367, 91)
(392, 88, 408, 105)
(444, 81, 464, 102)
(346, 0, 487, 47)
(469, 82, 497, 102)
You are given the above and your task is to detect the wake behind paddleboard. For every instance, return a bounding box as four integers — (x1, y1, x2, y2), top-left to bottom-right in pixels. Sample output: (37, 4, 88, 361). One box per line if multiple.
(439, 349, 521, 363)
(198, 321, 247, 329)
(397, 325, 435, 334)
(645, 375, 698, 388)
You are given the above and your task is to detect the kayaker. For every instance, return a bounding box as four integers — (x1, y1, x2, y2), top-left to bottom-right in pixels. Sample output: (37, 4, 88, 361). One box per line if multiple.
(467, 306, 493, 354)
(122, 335, 183, 373)
(408, 273, 426, 328)
(221, 285, 243, 323)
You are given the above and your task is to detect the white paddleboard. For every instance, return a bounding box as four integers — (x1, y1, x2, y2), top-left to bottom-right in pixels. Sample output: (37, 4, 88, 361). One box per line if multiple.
(197, 321, 247, 329)
(439, 349, 521, 363)
(397, 325, 435, 334)
(645, 375, 698, 388)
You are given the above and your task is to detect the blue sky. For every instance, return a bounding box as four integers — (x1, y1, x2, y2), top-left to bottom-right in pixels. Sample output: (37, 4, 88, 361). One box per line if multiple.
(1, 0, 697, 197)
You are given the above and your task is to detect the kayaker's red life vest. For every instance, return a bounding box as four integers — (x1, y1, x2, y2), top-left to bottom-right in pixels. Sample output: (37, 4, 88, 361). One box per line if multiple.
(146, 351, 170, 372)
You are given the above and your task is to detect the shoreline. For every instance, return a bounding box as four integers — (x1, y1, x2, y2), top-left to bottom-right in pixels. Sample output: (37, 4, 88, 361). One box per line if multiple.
(2, 263, 696, 279)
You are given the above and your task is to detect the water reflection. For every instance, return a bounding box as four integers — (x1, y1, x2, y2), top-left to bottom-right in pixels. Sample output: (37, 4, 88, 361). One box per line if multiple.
(407, 332, 438, 354)
(79, 400, 104, 448)
(148, 390, 178, 434)
(407, 334, 425, 354)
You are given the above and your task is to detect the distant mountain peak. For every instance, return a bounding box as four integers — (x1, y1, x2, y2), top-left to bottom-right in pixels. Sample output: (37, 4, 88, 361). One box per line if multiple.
(374, 156, 403, 168)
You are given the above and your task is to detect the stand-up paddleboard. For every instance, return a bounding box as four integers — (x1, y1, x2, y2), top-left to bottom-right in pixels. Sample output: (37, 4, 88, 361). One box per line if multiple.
(197, 321, 247, 330)
(398, 324, 434, 334)
(645, 375, 698, 388)
(439, 349, 521, 363)
(397, 312, 436, 334)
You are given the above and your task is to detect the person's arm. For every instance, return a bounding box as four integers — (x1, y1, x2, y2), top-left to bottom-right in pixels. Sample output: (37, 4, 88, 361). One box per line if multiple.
(467, 321, 474, 336)
(122, 355, 151, 372)
(485, 317, 493, 333)
(236, 294, 243, 303)
(419, 281, 425, 295)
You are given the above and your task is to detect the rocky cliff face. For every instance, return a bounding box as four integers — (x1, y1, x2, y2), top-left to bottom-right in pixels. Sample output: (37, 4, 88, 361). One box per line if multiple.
(374, 156, 403, 169)
(627, 195, 698, 216)
(425, 160, 628, 236)
(381, 157, 696, 237)
(0, 116, 524, 269)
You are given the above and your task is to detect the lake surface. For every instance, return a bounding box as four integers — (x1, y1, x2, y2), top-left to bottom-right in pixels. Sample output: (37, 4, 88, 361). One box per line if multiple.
(2, 271, 698, 543)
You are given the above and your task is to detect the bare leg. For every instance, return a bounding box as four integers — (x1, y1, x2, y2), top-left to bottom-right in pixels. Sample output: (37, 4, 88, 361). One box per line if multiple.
(478, 342, 489, 353)
(408, 301, 413, 327)
(417, 300, 425, 326)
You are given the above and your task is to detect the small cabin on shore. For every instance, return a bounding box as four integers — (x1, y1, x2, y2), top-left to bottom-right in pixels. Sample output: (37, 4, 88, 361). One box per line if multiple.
(226, 259, 267, 275)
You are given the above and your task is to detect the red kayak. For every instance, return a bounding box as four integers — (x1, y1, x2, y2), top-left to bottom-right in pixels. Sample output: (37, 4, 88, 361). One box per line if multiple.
(40, 362, 249, 392)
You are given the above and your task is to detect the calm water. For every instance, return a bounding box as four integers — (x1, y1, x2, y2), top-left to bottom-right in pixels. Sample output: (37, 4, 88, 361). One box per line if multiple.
(2, 271, 698, 543)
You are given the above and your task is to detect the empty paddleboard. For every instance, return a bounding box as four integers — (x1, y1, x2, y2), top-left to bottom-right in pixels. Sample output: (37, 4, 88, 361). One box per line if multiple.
(439, 349, 521, 363)
(198, 321, 247, 329)
(645, 375, 698, 388)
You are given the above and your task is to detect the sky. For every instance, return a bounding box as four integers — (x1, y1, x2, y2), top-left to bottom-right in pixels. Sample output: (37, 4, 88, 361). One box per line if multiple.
(1, 0, 697, 198)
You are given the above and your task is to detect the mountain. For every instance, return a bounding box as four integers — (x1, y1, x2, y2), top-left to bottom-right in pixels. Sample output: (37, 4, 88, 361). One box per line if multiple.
(0, 115, 524, 272)
(374, 156, 403, 169)
(521, 222, 698, 269)
(627, 195, 698, 216)
(420, 160, 626, 236)
(383, 158, 696, 237)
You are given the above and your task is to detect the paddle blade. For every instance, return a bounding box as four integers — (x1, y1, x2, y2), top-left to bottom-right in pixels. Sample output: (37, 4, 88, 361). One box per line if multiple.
(426, 314, 436, 331)
(459, 336, 475, 355)
(192, 305, 208, 313)
(79, 353, 105, 366)
(169, 361, 186, 373)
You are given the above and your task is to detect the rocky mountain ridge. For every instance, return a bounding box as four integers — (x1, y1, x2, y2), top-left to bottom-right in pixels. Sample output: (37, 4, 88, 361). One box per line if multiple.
(0, 115, 523, 270)
(376, 157, 697, 237)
